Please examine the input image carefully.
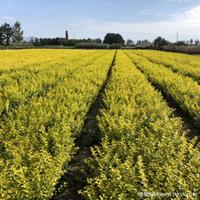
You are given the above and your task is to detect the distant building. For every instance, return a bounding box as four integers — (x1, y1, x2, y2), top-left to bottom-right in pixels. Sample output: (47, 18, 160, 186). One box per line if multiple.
(65, 31, 69, 40)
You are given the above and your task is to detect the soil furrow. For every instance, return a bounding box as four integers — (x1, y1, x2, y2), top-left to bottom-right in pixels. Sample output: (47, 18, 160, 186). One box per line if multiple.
(134, 62, 200, 142)
(52, 50, 117, 200)
(124, 52, 200, 143)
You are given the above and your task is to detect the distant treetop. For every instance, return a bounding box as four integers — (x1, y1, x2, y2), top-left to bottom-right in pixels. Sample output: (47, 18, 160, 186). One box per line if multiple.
(103, 33, 125, 45)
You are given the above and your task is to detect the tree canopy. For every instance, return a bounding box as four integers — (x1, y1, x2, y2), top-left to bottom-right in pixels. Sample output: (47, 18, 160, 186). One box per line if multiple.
(126, 39, 134, 46)
(103, 33, 125, 45)
(154, 36, 169, 47)
(0, 21, 23, 45)
(12, 21, 24, 44)
(0, 23, 13, 45)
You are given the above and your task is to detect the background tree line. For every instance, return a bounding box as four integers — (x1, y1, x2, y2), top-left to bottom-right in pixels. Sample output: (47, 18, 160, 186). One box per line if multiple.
(32, 35, 200, 48)
(32, 33, 125, 47)
(0, 21, 23, 45)
(0, 20, 200, 52)
(32, 37, 102, 46)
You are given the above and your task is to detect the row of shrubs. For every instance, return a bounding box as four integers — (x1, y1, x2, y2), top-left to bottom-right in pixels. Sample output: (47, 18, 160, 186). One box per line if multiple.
(2, 44, 200, 53)
(0, 44, 74, 50)
(75, 43, 122, 49)
(161, 45, 200, 54)
(0, 43, 122, 50)
(0, 44, 35, 50)
(124, 45, 200, 54)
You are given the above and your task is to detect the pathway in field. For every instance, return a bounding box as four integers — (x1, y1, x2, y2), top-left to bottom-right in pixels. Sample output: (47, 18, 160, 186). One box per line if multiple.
(145, 78, 199, 140)
(52, 51, 117, 200)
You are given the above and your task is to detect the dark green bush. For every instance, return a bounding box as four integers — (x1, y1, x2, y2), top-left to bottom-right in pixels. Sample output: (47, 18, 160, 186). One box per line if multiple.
(75, 43, 109, 49)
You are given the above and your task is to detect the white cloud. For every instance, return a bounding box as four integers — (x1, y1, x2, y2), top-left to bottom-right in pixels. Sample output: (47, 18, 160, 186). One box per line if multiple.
(183, 4, 200, 22)
(69, 5, 200, 41)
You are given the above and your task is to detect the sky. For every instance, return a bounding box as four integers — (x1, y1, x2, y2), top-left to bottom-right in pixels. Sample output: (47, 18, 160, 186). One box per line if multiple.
(1, 0, 200, 41)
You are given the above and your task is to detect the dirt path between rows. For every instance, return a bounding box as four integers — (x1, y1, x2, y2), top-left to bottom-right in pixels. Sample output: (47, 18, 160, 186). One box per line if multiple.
(52, 50, 117, 200)
(127, 53, 200, 144)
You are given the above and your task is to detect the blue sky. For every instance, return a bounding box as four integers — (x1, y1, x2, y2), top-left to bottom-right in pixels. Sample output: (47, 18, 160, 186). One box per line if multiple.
(1, 0, 200, 41)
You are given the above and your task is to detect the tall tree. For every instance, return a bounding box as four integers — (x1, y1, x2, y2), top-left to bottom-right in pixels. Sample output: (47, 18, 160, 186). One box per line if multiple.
(195, 39, 200, 46)
(154, 36, 169, 47)
(12, 21, 23, 43)
(126, 39, 134, 46)
(1, 23, 13, 45)
(0, 25, 4, 45)
(103, 33, 125, 45)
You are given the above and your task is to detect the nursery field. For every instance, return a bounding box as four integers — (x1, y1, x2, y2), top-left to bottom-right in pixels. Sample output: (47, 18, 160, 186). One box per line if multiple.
(0, 49, 200, 200)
